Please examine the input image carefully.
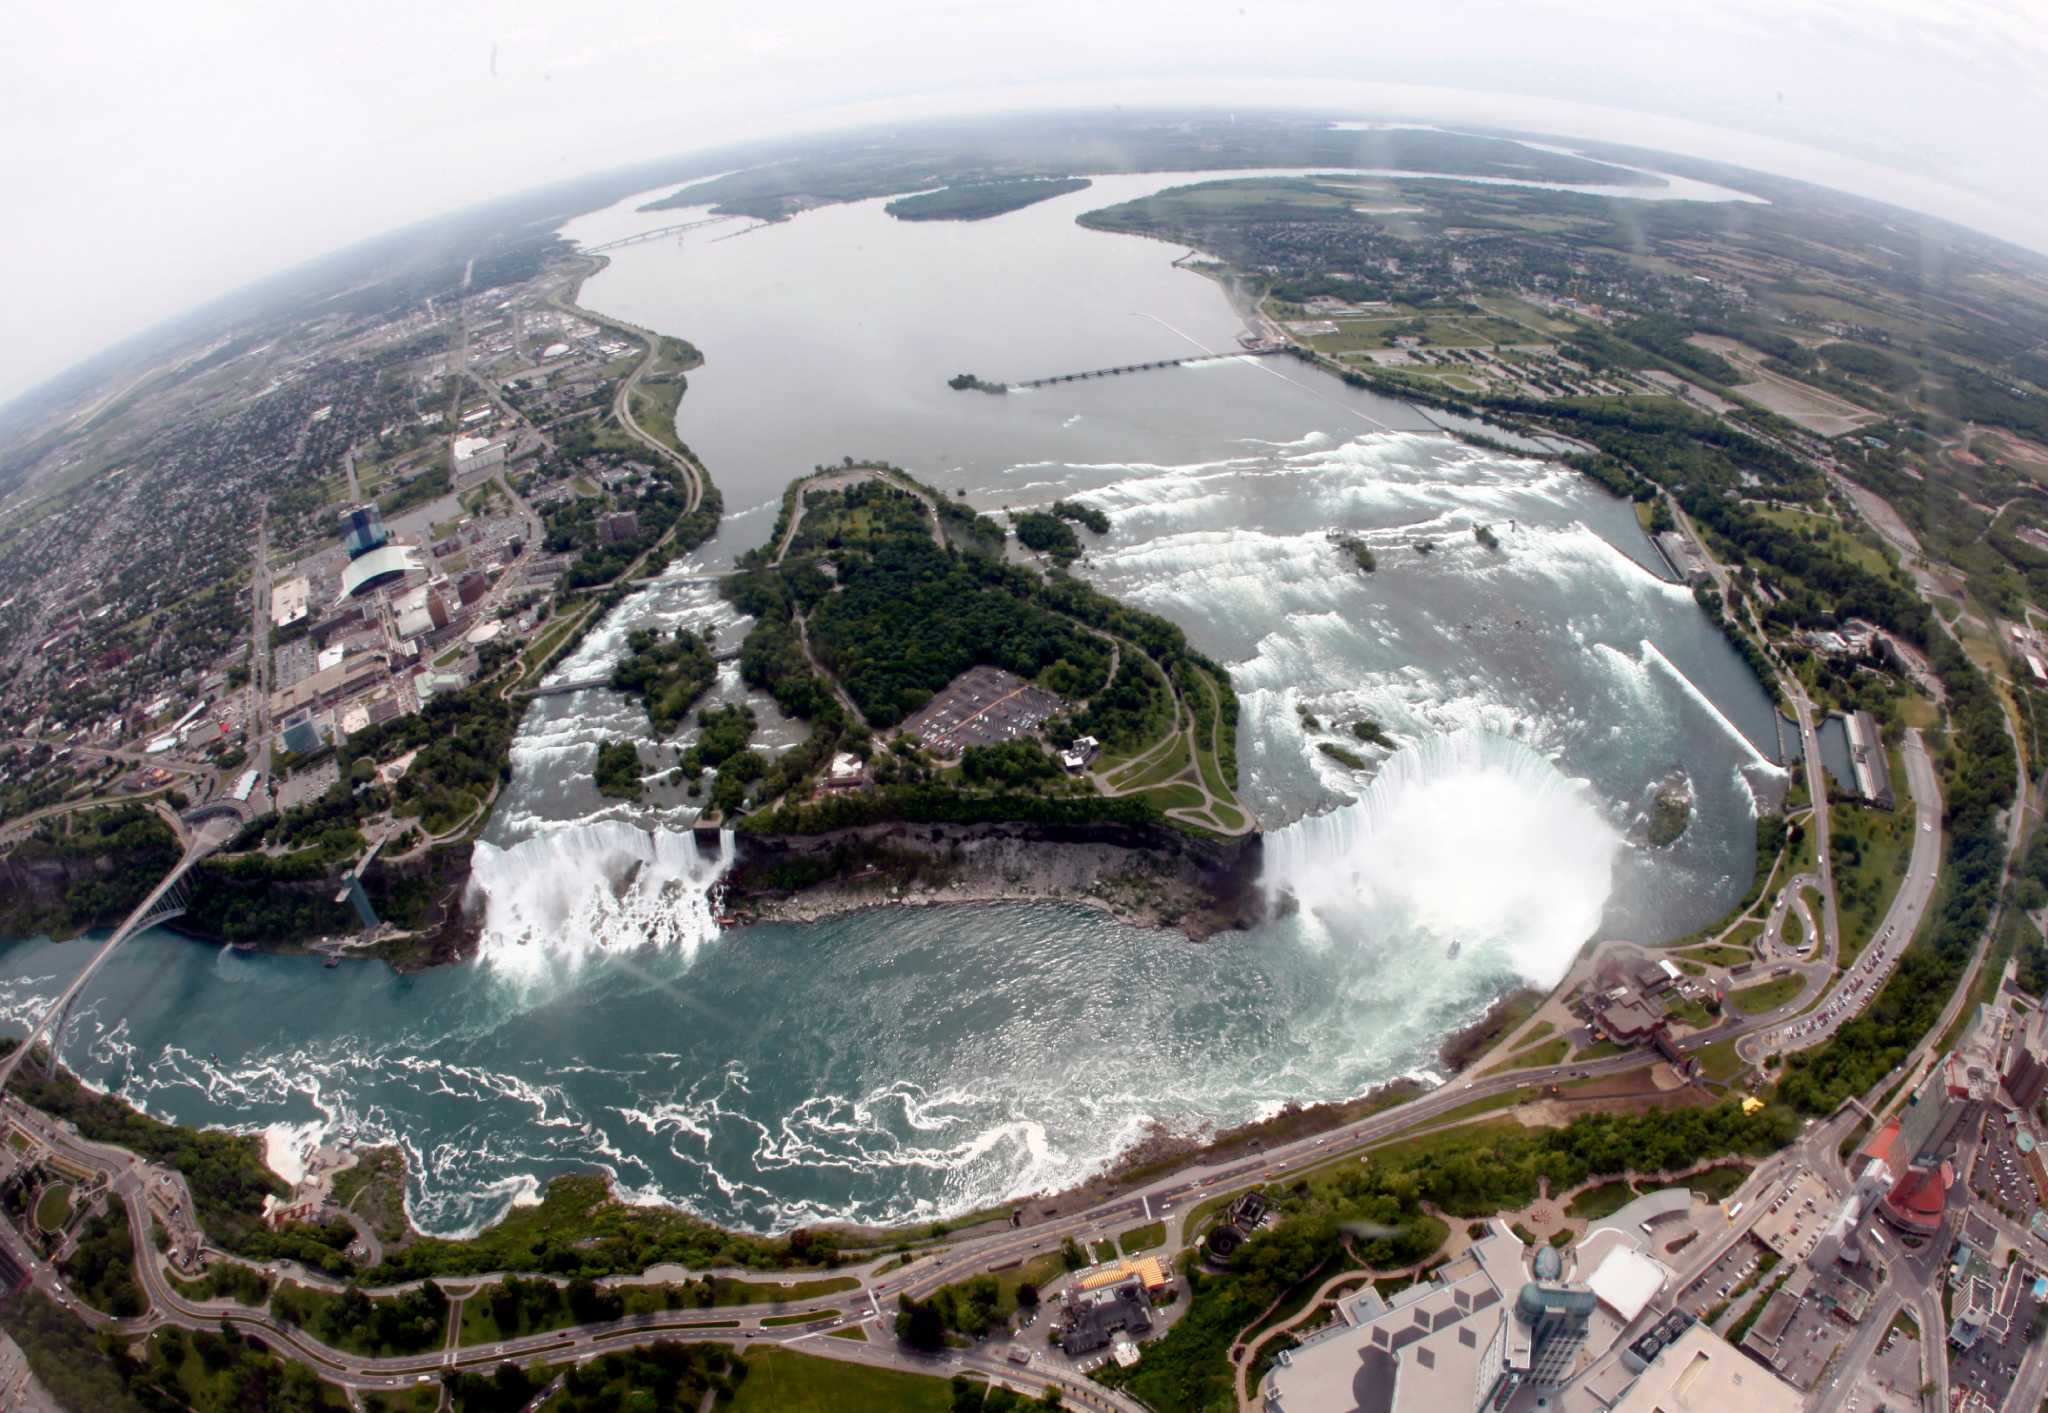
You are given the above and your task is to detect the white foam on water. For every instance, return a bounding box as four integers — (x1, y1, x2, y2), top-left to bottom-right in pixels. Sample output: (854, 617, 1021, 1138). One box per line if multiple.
(263, 1120, 323, 1186)
(1264, 728, 1621, 989)
(467, 820, 735, 975)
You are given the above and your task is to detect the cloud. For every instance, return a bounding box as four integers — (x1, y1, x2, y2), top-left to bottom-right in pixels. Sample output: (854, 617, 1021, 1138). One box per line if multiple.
(1, 0, 2041, 405)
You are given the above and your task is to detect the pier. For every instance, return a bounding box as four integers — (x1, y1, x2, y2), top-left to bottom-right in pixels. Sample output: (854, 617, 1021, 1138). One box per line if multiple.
(1008, 346, 1284, 390)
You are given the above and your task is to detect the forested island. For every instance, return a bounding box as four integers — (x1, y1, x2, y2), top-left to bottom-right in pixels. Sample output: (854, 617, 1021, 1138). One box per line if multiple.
(886, 176, 1091, 221)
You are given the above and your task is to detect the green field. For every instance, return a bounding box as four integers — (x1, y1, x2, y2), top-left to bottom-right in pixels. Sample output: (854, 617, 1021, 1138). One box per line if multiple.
(731, 1347, 952, 1413)
(1831, 796, 1913, 965)
(1728, 974, 1804, 1015)
(1566, 1180, 1638, 1220)
(33, 1183, 71, 1232)
(1119, 1221, 1167, 1254)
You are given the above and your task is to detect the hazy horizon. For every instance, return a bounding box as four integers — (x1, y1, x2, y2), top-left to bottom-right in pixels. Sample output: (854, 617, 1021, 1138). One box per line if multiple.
(5, 0, 2045, 409)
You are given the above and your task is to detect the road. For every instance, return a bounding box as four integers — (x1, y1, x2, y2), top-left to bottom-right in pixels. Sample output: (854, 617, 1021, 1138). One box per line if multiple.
(1743, 730, 1943, 1061)
(248, 507, 275, 784)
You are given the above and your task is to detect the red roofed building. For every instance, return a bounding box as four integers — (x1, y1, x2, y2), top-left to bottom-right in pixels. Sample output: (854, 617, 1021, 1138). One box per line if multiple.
(1880, 1160, 1953, 1237)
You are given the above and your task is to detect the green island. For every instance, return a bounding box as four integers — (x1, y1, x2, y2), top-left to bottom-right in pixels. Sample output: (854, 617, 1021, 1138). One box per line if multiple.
(946, 371, 1008, 393)
(885, 176, 1091, 221)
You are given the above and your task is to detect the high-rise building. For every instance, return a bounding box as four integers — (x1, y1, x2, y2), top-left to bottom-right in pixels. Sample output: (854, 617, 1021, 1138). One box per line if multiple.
(339, 503, 390, 560)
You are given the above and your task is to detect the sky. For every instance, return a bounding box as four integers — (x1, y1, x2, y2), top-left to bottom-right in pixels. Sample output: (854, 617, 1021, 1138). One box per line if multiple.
(4, 0, 2046, 408)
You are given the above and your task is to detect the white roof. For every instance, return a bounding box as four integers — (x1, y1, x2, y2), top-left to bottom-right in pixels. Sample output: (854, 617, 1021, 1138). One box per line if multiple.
(1658, 959, 1683, 981)
(467, 620, 505, 645)
(317, 644, 346, 672)
(341, 544, 419, 597)
(452, 435, 499, 463)
(542, 342, 570, 358)
(1585, 1243, 1668, 1323)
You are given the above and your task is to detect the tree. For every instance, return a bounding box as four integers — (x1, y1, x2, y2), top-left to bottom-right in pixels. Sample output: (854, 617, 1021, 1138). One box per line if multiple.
(897, 1294, 946, 1351)
(1016, 1280, 1040, 1309)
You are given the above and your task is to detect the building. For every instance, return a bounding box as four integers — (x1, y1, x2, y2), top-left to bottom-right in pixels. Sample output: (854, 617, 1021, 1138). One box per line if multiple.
(271, 575, 311, 631)
(1076, 1255, 1173, 1300)
(456, 570, 490, 607)
(1859, 1068, 1967, 1237)
(1262, 1221, 1593, 1413)
(1653, 529, 1712, 585)
(1608, 1321, 1802, 1413)
(823, 752, 866, 790)
(279, 710, 327, 757)
(452, 436, 507, 474)
(1061, 1274, 1152, 1357)
(341, 543, 421, 599)
(1846, 710, 1895, 809)
(339, 502, 390, 559)
(598, 510, 641, 545)
(2004, 1008, 2048, 1111)
(1061, 735, 1101, 773)
(1591, 989, 1666, 1045)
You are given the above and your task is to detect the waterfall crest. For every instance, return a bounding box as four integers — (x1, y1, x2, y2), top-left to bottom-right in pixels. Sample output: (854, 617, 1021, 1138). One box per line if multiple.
(467, 820, 734, 974)
(1264, 729, 1619, 988)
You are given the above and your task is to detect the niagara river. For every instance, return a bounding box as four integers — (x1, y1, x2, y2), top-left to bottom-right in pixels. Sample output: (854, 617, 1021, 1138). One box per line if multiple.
(0, 163, 1786, 1239)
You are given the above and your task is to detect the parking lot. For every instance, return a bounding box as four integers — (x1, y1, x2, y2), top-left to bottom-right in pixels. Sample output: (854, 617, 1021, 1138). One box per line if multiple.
(1950, 1280, 2044, 1411)
(1681, 1233, 1769, 1315)
(1970, 1114, 2042, 1218)
(1761, 1288, 1849, 1390)
(1837, 1316, 1922, 1413)
(899, 665, 1064, 757)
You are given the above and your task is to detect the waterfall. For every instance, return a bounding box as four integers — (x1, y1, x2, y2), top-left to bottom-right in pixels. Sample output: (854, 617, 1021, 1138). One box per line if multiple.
(467, 820, 735, 974)
(1264, 728, 1620, 988)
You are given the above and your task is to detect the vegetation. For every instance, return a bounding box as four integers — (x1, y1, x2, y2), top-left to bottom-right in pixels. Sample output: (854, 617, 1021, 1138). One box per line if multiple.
(945, 372, 1008, 394)
(1052, 498, 1111, 534)
(62, 1203, 145, 1317)
(365, 1172, 845, 1282)
(1014, 509, 1082, 563)
(271, 1280, 451, 1356)
(592, 739, 644, 798)
(1317, 742, 1367, 770)
(1648, 785, 1692, 847)
(1335, 536, 1376, 573)
(887, 176, 1091, 221)
(548, 1341, 750, 1412)
(0, 1289, 150, 1413)
(611, 625, 716, 733)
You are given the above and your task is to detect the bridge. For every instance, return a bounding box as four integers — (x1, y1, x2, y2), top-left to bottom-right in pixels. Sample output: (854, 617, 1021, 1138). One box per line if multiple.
(581, 216, 738, 255)
(1008, 346, 1285, 390)
(0, 818, 235, 1089)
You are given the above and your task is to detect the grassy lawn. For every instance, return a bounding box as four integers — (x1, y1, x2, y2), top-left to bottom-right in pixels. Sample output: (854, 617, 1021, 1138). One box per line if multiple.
(1136, 782, 1207, 813)
(1678, 944, 1754, 966)
(1694, 1039, 1748, 1083)
(1753, 506, 1894, 578)
(1728, 974, 1805, 1015)
(1566, 1180, 1638, 1221)
(1119, 1221, 1167, 1254)
(1108, 734, 1190, 791)
(1691, 1164, 1752, 1201)
(827, 1323, 867, 1341)
(34, 1183, 71, 1232)
(731, 1347, 952, 1413)
(1831, 796, 1913, 965)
